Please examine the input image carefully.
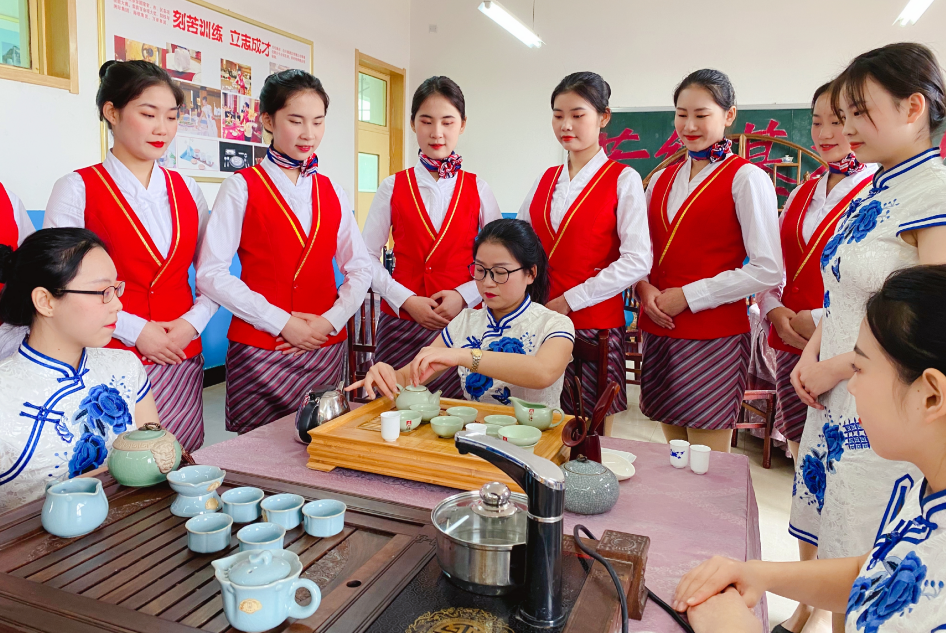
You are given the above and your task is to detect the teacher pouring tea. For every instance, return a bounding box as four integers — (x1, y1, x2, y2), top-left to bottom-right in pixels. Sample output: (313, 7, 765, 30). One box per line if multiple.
(348, 220, 575, 408)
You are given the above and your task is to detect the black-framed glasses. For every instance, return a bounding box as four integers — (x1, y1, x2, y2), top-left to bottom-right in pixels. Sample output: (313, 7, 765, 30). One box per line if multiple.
(60, 281, 126, 304)
(469, 263, 524, 284)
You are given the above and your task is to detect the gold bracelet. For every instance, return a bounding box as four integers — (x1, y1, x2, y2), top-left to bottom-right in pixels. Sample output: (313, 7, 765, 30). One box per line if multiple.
(471, 348, 483, 373)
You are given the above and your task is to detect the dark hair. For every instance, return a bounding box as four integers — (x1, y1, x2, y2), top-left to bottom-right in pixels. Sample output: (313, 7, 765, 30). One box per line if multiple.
(97, 60, 184, 129)
(0, 228, 107, 326)
(865, 265, 946, 385)
(550, 72, 611, 115)
(411, 76, 466, 121)
(259, 69, 330, 120)
(473, 219, 550, 304)
(811, 81, 832, 111)
(673, 69, 737, 111)
(831, 43, 946, 134)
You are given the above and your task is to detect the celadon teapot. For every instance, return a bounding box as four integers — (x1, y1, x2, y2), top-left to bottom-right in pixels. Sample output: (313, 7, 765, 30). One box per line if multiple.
(212, 549, 321, 633)
(394, 384, 441, 411)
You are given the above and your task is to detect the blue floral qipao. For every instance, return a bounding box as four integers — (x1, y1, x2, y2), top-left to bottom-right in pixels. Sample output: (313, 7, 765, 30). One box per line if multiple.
(790, 149, 946, 559)
(440, 296, 575, 408)
(0, 341, 150, 513)
(845, 480, 946, 632)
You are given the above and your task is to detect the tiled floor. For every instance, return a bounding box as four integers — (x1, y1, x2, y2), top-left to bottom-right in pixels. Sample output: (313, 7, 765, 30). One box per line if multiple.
(199, 382, 798, 630)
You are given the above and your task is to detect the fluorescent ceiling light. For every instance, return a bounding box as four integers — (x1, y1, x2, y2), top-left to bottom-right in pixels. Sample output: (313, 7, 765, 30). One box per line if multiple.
(894, 0, 935, 25)
(478, 1, 543, 48)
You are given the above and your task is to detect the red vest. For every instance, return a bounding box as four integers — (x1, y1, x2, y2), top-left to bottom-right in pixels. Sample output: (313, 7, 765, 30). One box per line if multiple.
(639, 156, 752, 340)
(529, 161, 627, 330)
(78, 165, 202, 363)
(0, 182, 19, 301)
(768, 174, 872, 354)
(227, 165, 346, 350)
(381, 169, 481, 320)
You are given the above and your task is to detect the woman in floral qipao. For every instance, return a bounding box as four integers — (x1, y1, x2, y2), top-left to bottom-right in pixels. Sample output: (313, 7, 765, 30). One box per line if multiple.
(0, 228, 157, 513)
(349, 219, 575, 408)
(670, 265, 946, 633)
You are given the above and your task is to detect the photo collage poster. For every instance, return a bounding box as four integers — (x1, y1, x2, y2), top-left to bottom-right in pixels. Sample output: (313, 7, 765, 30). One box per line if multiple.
(104, 0, 311, 179)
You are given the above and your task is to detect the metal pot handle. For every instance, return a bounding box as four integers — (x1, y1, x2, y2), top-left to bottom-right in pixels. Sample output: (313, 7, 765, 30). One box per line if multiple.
(288, 578, 322, 619)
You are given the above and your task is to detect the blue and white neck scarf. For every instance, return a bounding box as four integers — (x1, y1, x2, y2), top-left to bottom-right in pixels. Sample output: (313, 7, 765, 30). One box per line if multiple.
(688, 138, 732, 163)
(267, 145, 319, 178)
(828, 152, 866, 177)
(418, 149, 462, 179)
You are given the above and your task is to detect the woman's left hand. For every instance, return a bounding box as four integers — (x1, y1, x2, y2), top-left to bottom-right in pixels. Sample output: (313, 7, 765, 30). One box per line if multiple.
(790, 310, 817, 340)
(546, 295, 571, 315)
(409, 347, 465, 386)
(431, 289, 465, 321)
(655, 288, 689, 318)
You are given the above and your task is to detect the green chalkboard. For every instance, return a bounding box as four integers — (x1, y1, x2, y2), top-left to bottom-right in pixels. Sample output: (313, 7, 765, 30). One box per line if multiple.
(601, 108, 824, 203)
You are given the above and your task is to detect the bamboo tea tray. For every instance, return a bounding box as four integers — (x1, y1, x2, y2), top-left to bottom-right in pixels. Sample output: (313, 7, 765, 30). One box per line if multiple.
(305, 397, 569, 493)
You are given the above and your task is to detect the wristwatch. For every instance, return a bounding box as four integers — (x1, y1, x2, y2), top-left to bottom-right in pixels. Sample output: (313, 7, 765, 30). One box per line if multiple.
(470, 349, 483, 373)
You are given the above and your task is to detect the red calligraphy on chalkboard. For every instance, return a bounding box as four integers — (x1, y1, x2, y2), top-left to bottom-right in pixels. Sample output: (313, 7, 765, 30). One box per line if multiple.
(655, 131, 684, 160)
(599, 129, 650, 160)
(743, 120, 796, 196)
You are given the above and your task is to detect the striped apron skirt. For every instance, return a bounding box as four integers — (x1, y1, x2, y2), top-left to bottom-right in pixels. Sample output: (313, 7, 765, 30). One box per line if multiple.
(145, 354, 205, 452)
(374, 313, 463, 399)
(561, 327, 628, 416)
(224, 341, 346, 434)
(639, 332, 751, 430)
(773, 349, 807, 443)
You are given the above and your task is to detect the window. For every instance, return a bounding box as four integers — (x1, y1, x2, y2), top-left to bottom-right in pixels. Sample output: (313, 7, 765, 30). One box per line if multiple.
(357, 153, 379, 193)
(0, 0, 77, 92)
(358, 72, 386, 126)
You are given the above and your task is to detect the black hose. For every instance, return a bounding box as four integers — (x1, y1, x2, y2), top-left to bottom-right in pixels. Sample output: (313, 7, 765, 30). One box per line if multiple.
(573, 526, 695, 633)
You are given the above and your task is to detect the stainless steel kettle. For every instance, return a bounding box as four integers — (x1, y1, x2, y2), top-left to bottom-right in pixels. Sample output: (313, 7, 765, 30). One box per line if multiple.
(294, 384, 350, 444)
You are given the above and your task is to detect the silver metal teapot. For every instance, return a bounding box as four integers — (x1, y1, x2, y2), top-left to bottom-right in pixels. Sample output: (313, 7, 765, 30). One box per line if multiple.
(293, 383, 350, 444)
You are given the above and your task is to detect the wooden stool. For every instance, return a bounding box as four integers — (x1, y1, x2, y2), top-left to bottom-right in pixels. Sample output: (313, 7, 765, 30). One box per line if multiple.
(731, 374, 776, 468)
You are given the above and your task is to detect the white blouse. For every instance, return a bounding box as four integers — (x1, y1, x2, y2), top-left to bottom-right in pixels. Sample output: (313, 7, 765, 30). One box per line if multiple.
(0, 342, 150, 513)
(2, 186, 37, 246)
(440, 295, 575, 408)
(645, 155, 783, 313)
(516, 148, 653, 312)
(362, 162, 503, 313)
(758, 166, 878, 326)
(195, 156, 372, 337)
(45, 151, 217, 346)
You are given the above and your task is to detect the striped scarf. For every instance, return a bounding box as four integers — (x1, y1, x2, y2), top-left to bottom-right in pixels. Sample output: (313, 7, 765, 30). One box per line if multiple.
(267, 145, 319, 178)
(688, 138, 732, 163)
(418, 149, 462, 179)
(828, 152, 865, 176)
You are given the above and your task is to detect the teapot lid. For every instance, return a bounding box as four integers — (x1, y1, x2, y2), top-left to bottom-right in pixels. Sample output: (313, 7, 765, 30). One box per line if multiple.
(229, 551, 292, 586)
(563, 455, 608, 476)
(118, 422, 172, 443)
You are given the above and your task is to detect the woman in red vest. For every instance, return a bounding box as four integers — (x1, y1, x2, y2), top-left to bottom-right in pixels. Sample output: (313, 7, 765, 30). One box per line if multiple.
(45, 60, 215, 452)
(518, 72, 652, 421)
(196, 70, 372, 434)
(637, 69, 782, 453)
(0, 182, 36, 359)
(363, 76, 502, 400)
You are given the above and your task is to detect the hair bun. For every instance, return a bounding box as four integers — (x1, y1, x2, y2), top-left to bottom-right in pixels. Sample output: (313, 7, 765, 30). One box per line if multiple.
(99, 59, 120, 79)
(0, 244, 14, 285)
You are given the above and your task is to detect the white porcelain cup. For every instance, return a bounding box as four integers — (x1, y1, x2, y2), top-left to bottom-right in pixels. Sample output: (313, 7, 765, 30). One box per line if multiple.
(380, 411, 400, 442)
(689, 444, 711, 475)
(465, 423, 488, 435)
(669, 439, 690, 469)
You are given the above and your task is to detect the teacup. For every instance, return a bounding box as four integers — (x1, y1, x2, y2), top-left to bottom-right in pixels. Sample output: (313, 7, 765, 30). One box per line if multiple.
(500, 425, 542, 447)
(41, 477, 109, 538)
(465, 423, 488, 435)
(261, 493, 304, 530)
(483, 414, 517, 428)
(430, 415, 464, 438)
(186, 512, 233, 553)
(409, 404, 441, 422)
(399, 410, 423, 433)
(302, 499, 347, 537)
(237, 522, 286, 552)
(446, 406, 478, 424)
(221, 487, 264, 523)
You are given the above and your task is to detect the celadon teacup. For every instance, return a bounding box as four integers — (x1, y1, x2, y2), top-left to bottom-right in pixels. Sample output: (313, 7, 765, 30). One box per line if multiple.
(302, 499, 346, 537)
(446, 406, 478, 424)
(399, 410, 423, 432)
(409, 403, 440, 422)
(260, 493, 304, 530)
(221, 487, 264, 523)
(430, 415, 464, 438)
(186, 512, 233, 553)
(499, 425, 542, 447)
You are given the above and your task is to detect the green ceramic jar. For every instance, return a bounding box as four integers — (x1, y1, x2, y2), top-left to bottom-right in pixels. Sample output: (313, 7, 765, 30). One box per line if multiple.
(107, 423, 182, 487)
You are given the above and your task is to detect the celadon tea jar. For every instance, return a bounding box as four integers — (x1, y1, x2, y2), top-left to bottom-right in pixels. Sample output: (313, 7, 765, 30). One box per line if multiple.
(107, 422, 182, 487)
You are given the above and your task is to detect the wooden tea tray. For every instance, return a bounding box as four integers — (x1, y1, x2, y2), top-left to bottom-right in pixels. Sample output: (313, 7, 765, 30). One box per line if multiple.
(305, 398, 569, 493)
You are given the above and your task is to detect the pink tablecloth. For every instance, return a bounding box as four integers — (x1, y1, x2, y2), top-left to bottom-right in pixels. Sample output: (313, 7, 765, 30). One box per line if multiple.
(194, 417, 765, 632)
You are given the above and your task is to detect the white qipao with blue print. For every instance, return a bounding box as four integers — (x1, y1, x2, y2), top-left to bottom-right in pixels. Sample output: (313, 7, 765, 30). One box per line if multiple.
(0, 342, 150, 513)
(790, 149, 946, 559)
(440, 296, 575, 408)
(845, 480, 946, 633)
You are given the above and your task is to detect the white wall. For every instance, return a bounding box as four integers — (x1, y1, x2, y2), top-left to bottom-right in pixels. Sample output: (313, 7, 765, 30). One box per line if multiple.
(0, 0, 412, 210)
(409, 0, 946, 213)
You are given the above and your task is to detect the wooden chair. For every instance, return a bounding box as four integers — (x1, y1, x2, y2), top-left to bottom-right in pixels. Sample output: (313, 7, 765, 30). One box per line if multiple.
(623, 288, 643, 386)
(346, 289, 379, 403)
(731, 374, 776, 468)
(572, 329, 611, 404)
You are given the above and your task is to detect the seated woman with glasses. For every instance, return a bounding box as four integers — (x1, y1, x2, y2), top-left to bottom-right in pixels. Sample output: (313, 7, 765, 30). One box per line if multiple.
(348, 219, 575, 407)
(0, 228, 157, 513)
